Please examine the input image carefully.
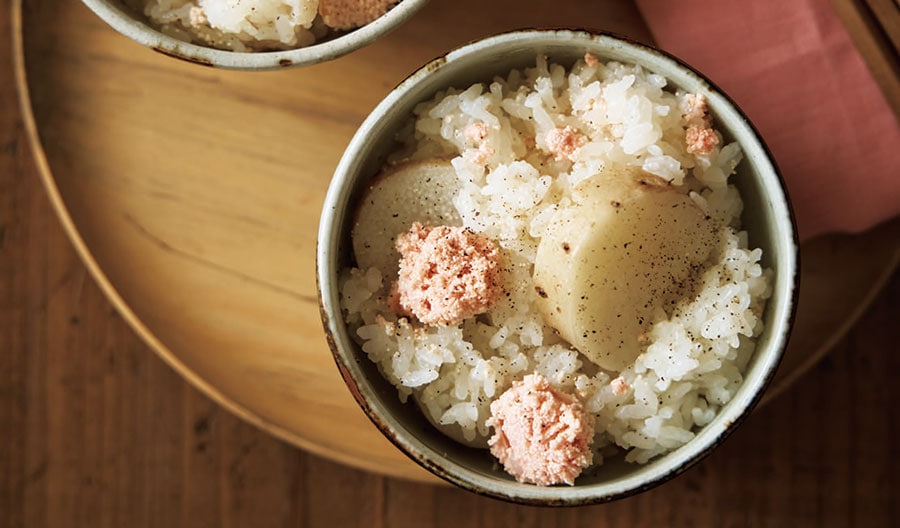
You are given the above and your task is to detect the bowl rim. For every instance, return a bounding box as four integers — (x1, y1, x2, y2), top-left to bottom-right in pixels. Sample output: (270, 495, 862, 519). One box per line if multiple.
(317, 28, 800, 505)
(79, 0, 430, 70)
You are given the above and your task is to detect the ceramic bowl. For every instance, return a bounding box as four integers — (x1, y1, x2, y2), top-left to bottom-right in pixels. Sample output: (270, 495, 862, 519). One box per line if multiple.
(317, 29, 798, 505)
(80, 0, 429, 69)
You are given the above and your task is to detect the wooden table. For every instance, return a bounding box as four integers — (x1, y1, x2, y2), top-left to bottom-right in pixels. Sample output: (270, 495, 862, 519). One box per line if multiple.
(2, 1, 898, 526)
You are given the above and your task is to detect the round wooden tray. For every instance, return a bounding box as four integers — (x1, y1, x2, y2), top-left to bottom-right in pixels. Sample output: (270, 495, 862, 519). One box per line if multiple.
(14, 0, 899, 483)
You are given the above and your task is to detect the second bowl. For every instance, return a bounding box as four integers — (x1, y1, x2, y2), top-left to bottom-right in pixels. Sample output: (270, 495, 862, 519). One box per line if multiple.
(318, 29, 798, 505)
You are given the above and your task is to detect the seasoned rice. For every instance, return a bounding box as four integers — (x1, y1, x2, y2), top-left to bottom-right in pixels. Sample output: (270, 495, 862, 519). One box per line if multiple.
(340, 54, 772, 469)
(143, 0, 399, 51)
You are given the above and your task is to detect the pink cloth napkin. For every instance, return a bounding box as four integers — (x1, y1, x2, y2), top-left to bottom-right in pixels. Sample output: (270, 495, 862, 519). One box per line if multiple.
(636, 0, 900, 241)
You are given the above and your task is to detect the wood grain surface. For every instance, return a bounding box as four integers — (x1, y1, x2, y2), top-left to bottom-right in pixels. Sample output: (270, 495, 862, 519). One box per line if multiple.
(13, 0, 656, 483)
(2, 0, 899, 525)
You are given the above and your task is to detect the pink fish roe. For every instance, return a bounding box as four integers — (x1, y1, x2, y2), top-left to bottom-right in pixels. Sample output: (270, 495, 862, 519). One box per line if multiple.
(463, 122, 489, 142)
(685, 124, 720, 155)
(681, 93, 708, 123)
(544, 126, 587, 161)
(393, 223, 501, 326)
(681, 93, 719, 155)
(318, 0, 399, 31)
(487, 373, 594, 486)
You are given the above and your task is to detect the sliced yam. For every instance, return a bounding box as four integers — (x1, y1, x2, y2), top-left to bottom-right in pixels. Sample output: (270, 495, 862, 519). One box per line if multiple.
(351, 159, 461, 282)
(532, 166, 718, 372)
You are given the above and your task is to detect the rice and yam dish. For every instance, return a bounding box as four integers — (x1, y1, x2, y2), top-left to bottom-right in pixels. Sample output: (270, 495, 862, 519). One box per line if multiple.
(340, 54, 773, 486)
(144, 0, 401, 51)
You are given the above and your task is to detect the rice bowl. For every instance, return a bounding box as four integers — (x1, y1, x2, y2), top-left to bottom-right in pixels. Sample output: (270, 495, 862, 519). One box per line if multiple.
(318, 30, 797, 504)
(143, 0, 402, 52)
(81, 0, 430, 69)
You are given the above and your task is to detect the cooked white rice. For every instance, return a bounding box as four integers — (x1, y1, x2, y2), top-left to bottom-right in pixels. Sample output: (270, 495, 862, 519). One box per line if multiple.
(341, 56, 772, 466)
(144, 0, 322, 51)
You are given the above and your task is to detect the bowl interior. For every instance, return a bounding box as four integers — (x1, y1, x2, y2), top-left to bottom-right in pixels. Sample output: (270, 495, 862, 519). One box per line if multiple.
(80, 0, 430, 69)
(318, 30, 797, 504)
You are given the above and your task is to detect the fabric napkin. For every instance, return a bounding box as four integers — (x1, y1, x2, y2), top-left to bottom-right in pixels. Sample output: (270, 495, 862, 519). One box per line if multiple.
(636, 0, 900, 241)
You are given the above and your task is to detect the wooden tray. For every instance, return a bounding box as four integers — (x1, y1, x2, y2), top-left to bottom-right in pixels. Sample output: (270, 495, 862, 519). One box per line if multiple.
(14, 0, 899, 483)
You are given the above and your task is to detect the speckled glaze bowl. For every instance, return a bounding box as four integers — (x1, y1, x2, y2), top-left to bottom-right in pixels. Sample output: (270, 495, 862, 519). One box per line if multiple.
(80, 0, 429, 69)
(317, 29, 798, 505)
